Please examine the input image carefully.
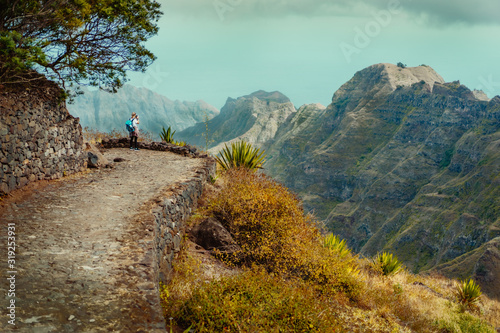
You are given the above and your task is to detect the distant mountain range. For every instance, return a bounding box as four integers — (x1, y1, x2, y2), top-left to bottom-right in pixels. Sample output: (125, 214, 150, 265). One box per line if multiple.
(67, 85, 219, 138)
(176, 90, 296, 151)
(177, 63, 500, 299)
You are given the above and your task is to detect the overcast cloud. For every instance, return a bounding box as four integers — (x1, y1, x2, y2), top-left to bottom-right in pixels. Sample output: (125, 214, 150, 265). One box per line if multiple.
(162, 0, 500, 25)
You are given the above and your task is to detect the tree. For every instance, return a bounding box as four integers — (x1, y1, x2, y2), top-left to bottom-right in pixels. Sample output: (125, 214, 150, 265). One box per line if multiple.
(0, 0, 162, 93)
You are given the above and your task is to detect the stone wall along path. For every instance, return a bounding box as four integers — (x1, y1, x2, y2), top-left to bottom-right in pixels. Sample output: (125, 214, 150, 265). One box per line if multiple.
(0, 148, 209, 332)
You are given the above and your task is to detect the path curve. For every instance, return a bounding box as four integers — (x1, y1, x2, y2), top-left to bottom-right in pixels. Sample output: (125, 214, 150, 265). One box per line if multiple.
(0, 148, 206, 332)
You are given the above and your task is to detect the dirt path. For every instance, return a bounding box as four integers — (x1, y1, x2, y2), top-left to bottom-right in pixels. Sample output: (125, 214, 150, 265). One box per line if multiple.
(0, 148, 205, 332)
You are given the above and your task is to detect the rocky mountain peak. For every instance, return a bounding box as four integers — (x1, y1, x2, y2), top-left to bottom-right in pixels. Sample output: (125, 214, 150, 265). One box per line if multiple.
(332, 63, 445, 105)
(244, 90, 291, 104)
(381, 63, 445, 91)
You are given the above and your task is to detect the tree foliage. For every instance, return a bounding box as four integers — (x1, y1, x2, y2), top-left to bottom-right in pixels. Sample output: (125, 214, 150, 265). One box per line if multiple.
(0, 0, 162, 92)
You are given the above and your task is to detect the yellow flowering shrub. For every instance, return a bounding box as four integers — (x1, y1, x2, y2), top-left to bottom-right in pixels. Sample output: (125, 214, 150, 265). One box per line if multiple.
(201, 168, 360, 296)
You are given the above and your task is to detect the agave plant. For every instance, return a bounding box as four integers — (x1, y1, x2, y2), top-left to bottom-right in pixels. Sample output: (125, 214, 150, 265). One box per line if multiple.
(160, 126, 176, 144)
(455, 278, 482, 311)
(373, 252, 403, 276)
(323, 234, 360, 277)
(322, 234, 351, 259)
(160, 126, 186, 146)
(215, 140, 266, 171)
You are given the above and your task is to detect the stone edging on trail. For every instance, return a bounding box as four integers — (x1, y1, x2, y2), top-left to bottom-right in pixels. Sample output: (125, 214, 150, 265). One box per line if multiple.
(100, 137, 207, 158)
(117, 145, 216, 331)
(153, 159, 216, 284)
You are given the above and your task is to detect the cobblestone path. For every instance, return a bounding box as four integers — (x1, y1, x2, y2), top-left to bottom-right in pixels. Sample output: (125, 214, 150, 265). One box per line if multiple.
(0, 148, 205, 332)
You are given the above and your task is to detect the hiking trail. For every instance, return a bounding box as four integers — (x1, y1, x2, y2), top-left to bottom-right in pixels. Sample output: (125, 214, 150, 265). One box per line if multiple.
(0, 148, 208, 332)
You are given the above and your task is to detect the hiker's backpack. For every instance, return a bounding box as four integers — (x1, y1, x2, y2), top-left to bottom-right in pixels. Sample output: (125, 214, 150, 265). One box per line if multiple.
(125, 119, 134, 133)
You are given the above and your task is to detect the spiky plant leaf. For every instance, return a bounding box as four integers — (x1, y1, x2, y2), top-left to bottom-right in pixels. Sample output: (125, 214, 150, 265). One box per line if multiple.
(455, 278, 482, 311)
(373, 252, 403, 276)
(323, 234, 351, 259)
(160, 126, 177, 144)
(215, 140, 266, 171)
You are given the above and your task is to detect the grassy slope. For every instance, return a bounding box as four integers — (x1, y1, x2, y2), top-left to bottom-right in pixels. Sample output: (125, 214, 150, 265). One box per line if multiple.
(162, 170, 500, 333)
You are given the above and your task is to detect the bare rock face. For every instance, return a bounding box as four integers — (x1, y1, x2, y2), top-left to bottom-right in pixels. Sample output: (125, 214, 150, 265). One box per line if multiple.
(190, 218, 241, 254)
(382, 63, 445, 91)
(472, 89, 491, 101)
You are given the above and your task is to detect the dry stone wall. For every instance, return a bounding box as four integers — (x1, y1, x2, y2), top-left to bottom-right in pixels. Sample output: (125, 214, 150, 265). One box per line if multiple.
(152, 161, 216, 285)
(0, 82, 86, 194)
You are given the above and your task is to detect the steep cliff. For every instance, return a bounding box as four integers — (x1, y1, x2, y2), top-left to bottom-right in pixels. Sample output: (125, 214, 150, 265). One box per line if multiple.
(68, 85, 219, 137)
(264, 64, 499, 284)
(168, 64, 500, 296)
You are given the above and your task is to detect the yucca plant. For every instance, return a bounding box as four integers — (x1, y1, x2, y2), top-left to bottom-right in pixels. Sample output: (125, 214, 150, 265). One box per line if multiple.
(215, 140, 266, 171)
(323, 234, 351, 258)
(373, 252, 403, 276)
(455, 278, 482, 311)
(160, 126, 186, 146)
(160, 126, 176, 144)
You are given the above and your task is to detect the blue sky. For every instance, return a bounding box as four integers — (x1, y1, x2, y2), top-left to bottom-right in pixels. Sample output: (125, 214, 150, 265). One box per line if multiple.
(127, 0, 500, 109)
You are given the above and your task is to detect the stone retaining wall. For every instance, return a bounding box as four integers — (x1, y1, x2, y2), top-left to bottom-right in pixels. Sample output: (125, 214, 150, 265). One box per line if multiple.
(127, 156, 215, 332)
(152, 159, 216, 284)
(101, 139, 216, 330)
(117, 155, 216, 332)
(0, 82, 86, 195)
(101, 137, 206, 158)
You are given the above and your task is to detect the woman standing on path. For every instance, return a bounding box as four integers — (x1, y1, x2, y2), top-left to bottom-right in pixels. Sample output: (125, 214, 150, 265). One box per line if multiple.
(129, 112, 140, 150)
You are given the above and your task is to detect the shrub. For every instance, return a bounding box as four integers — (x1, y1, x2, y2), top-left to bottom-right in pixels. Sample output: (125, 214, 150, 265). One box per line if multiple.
(397, 62, 407, 68)
(435, 311, 494, 333)
(83, 127, 155, 143)
(164, 170, 500, 333)
(83, 127, 126, 143)
(202, 168, 360, 295)
(159, 126, 175, 143)
(455, 279, 482, 311)
(215, 140, 266, 171)
(373, 252, 403, 276)
(176, 268, 342, 332)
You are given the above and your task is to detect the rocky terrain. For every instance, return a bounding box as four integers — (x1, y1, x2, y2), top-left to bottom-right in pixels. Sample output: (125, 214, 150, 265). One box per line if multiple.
(178, 63, 500, 298)
(68, 85, 219, 138)
(0, 148, 208, 332)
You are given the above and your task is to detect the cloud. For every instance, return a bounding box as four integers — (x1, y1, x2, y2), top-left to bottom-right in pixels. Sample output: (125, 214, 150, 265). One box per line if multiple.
(160, 0, 500, 25)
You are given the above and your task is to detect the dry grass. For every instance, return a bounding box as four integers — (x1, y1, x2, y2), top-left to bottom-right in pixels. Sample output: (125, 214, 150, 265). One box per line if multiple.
(355, 261, 499, 332)
(161, 170, 500, 333)
(82, 127, 155, 144)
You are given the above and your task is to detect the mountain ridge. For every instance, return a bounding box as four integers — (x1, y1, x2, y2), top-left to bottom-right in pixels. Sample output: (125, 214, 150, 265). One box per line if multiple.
(68, 85, 219, 138)
(176, 63, 499, 298)
(176, 90, 296, 151)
